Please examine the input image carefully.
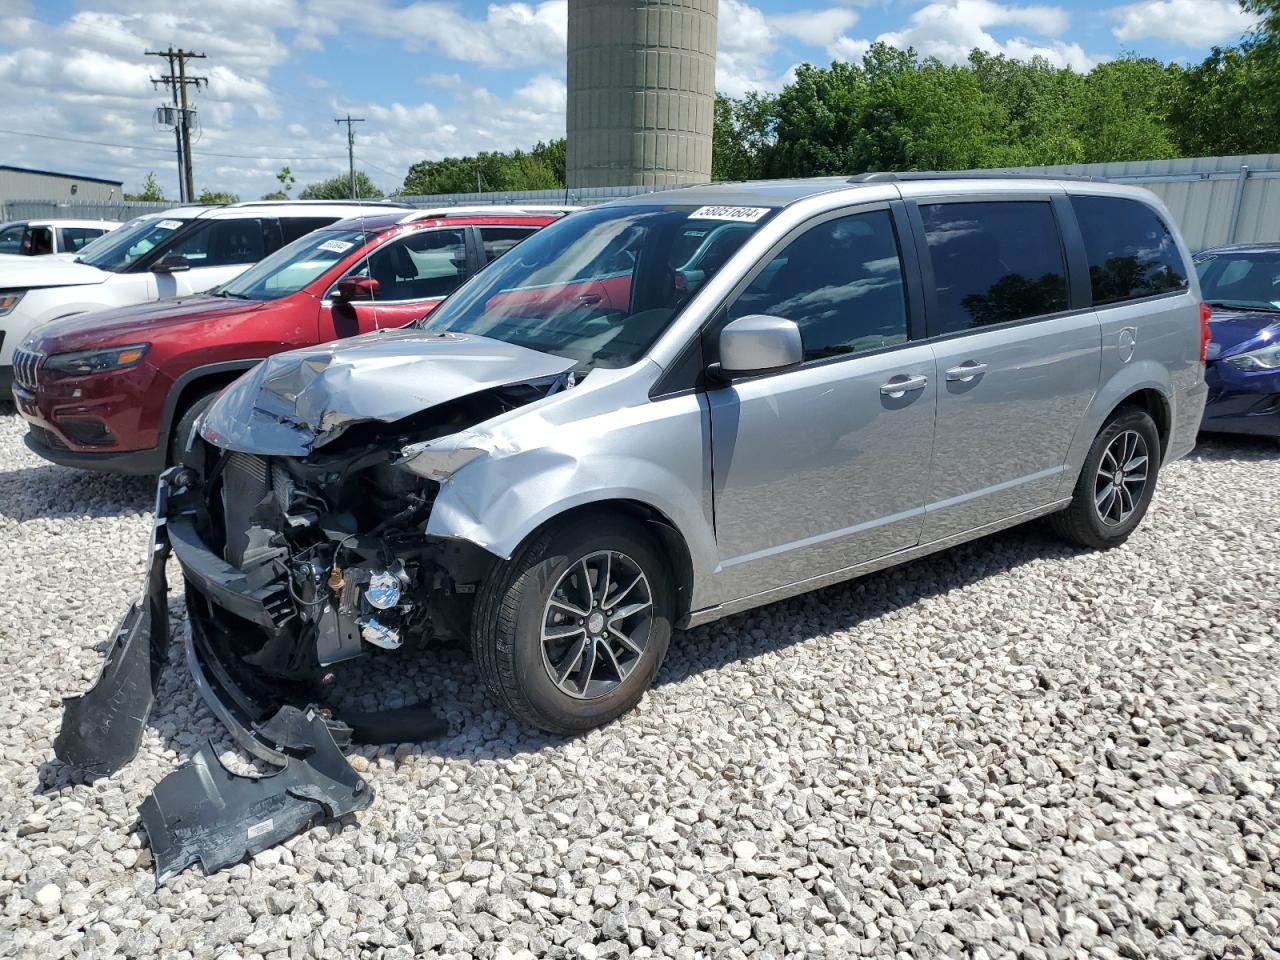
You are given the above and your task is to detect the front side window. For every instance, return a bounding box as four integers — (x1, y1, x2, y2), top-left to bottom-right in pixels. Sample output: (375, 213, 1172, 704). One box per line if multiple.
(218, 226, 371, 301)
(23, 226, 54, 255)
(919, 200, 1068, 335)
(729, 210, 908, 361)
(78, 216, 190, 271)
(1071, 196, 1188, 305)
(421, 204, 771, 370)
(169, 218, 268, 267)
(352, 228, 469, 301)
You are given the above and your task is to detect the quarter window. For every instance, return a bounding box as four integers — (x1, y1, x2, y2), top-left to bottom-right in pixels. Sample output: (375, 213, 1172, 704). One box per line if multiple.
(1071, 196, 1188, 305)
(728, 210, 909, 362)
(919, 201, 1068, 335)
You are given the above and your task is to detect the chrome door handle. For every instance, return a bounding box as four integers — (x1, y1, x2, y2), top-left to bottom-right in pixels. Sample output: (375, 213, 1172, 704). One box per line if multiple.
(880, 374, 928, 397)
(945, 361, 988, 382)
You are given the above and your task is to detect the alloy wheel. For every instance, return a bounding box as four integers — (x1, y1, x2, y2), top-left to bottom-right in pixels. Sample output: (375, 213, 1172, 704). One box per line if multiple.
(1094, 429, 1149, 526)
(540, 550, 654, 700)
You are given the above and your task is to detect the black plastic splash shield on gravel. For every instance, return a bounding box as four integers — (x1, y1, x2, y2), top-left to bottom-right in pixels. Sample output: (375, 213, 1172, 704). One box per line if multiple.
(139, 711, 371, 886)
(53, 476, 174, 778)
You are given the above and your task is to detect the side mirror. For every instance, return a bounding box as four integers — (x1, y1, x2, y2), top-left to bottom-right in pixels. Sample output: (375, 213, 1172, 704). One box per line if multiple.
(715, 314, 803, 378)
(335, 276, 379, 302)
(151, 254, 190, 274)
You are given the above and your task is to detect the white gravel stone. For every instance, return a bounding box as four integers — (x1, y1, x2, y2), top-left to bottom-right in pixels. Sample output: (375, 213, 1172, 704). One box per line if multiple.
(1, 406, 1278, 960)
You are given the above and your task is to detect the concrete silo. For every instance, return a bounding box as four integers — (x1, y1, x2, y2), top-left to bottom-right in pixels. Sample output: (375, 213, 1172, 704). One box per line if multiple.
(566, 0, 718, 188)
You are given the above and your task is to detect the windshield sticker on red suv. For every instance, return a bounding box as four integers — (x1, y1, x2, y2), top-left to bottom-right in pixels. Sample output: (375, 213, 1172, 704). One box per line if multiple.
(689, 206, 770, 223)
(317, 239, 355, 254)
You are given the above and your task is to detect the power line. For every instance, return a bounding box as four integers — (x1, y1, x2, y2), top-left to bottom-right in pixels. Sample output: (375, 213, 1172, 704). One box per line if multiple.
(0, 127, 346, 162)
(147, 47, 206, 201)
(334, 114, 366, 199)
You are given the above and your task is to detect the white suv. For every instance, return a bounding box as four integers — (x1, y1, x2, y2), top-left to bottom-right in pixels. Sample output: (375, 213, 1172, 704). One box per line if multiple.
(0, 201, 409, 389)
(0, 219, 120, 258)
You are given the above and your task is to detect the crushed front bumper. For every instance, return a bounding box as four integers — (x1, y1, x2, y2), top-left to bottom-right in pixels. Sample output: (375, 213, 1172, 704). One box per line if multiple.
(52, 468, 443, 885)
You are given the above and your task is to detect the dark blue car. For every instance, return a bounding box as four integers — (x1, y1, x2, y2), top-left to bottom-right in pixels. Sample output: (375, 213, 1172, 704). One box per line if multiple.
(1195, 243, 1280, 439)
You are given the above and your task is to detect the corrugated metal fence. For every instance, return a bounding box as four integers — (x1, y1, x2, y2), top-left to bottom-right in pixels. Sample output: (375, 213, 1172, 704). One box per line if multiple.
(7, 155, 1279, 250)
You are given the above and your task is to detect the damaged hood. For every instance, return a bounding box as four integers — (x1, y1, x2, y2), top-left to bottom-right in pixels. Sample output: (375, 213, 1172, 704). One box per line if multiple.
(200, 328, 576, 456)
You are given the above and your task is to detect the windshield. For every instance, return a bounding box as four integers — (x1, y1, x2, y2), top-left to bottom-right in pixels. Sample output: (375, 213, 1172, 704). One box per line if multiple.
(78, 216, 189, 271)
(420, 204, 772, 369)
(218, 226, 371, 301)
(1196, 251, 1280, 311)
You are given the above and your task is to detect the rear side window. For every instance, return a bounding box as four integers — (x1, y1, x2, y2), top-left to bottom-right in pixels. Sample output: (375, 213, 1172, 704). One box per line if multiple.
(729, 210, 908, 362)
(59, 227, 105, 251)
(1070, 196, 1188, 305)
(280, 217, 338, 245)
(479, 226, 538, 263)
(919, 200, 1068, 335)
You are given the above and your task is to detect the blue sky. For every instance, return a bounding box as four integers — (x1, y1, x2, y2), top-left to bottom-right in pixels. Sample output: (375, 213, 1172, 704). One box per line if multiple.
(0, 0, 1259, 200)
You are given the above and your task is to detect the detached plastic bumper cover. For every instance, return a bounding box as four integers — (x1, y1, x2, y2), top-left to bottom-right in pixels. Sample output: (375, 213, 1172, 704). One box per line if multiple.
(139, 711, 370, 886)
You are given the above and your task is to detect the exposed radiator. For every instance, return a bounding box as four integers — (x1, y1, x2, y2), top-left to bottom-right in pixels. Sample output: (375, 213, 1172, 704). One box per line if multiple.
(221, 453, 271, 568)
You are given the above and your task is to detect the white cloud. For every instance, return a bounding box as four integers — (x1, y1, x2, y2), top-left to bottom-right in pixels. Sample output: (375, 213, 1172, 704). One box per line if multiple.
(718, 0, 858, 96)
(1110, 0, 1258, 47)
(771, 7, 859, 46)
(831, 0, 1103, 71)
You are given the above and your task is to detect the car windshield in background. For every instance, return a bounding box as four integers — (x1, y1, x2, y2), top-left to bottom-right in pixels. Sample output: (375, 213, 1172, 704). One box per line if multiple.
(217, 227, 370, 301)
(420, 204, 773, 369)
(1196, 251, 1280, 312)
(78, 216, 188, 272)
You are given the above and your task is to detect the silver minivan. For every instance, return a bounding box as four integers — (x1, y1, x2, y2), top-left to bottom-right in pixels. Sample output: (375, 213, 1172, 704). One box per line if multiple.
(62, 175, 1209, 765)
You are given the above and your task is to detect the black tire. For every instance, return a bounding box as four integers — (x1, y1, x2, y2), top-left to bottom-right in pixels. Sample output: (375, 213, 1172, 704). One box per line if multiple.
(167, 390, 219, 467)
(471, 515, 673, 734)
(1050, 406, 1161, 549)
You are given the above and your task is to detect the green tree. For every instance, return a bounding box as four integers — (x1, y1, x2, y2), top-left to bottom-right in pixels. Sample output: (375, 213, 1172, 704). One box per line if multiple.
(197, 189, 240, 204)
(261, 165, 296, 200)
(298, 171, 381, 199)
(968, 51, 1085, 165)
(712, 92, 776, 180)
(401, 138, 568, 195)
(1171, 42, 1280, 154)
(1074, 56, 1181, 163)
(124, 172, 166, 202)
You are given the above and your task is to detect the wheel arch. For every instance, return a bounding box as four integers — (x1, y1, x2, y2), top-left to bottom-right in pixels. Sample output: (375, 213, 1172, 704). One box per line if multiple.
(511, 499, 698, 623)
(160, 359, 264, 451)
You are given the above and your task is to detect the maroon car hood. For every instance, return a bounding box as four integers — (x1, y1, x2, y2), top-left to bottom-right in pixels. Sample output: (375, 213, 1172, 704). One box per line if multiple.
(32, 295, 274, 352)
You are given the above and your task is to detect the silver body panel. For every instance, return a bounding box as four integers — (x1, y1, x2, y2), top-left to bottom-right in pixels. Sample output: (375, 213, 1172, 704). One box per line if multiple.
(208, 176, 1207, 629)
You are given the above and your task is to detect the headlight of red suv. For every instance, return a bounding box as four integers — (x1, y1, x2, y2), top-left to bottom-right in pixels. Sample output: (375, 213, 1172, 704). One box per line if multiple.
(44, 343, 150, 376)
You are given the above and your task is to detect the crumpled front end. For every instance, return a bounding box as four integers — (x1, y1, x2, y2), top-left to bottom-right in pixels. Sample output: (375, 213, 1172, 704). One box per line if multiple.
(52, 330, 578, 883)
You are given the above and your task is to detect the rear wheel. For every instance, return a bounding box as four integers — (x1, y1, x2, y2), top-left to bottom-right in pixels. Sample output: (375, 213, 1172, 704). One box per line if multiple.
(471, 516, 673, 734)
(1050, 406, 1161, 549)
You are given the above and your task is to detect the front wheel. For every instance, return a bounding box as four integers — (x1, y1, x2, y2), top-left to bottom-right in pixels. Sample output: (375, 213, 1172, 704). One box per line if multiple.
(1050, 406, 1161, 549)
(471, 516, 673, 734)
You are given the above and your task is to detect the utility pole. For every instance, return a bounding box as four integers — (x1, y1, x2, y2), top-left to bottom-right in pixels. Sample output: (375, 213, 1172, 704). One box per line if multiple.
(334, 115, 365, 199)
(148, 48, 207, 202)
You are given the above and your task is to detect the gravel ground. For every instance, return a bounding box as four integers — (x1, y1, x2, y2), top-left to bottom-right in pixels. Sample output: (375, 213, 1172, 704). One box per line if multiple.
(0, 403, 1277, 960)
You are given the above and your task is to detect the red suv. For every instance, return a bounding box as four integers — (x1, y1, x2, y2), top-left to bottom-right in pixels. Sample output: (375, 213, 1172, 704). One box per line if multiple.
(12, 207, 570, 473)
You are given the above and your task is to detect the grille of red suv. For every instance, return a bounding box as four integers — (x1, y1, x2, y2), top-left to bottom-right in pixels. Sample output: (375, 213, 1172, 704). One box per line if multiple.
(12, 348, 41, 391)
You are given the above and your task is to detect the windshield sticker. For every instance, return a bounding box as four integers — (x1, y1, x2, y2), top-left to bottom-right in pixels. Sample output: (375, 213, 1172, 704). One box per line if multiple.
(155, 219, 183, 231)
(317, 239, 354, 254)
(689, 205, 770, 223)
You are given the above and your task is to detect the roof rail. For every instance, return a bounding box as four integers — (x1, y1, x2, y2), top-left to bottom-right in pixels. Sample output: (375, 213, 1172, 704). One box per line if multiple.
(401, 204, 579, 222)
(228, 199, 414, 208)
(848, 171, 1101, 183)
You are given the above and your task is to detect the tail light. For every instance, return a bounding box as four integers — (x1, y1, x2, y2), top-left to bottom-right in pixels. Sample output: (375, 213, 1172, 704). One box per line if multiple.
(1199, 303, 1212, 363)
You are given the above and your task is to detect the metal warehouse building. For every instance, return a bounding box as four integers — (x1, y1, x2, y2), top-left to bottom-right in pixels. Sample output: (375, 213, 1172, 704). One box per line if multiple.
(0, 165, 123, 207)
